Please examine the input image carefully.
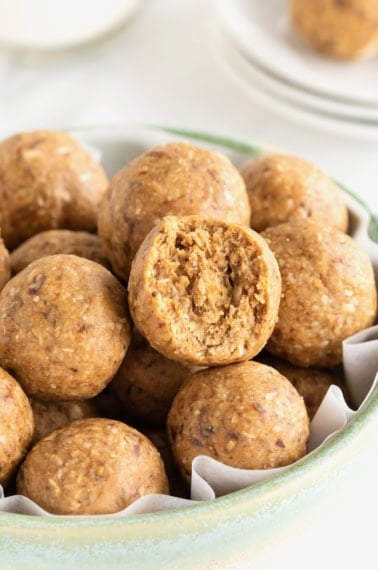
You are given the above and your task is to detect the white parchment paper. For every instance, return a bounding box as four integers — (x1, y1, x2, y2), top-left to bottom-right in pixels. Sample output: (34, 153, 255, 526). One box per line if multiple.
(0, 324, 377, 517)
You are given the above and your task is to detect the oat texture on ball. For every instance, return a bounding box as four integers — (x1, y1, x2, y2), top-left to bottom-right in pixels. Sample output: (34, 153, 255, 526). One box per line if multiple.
(167, 361, 310, 483)
(0, 130, 109, 250)
(10, 229, 110, 275)
(98, 142, 250, 281)
(16, 418, 169, 515)
(289, 0, 378, 60)
(262, 220, 377, 368)
(241, 153, 348, 232)
(0, 367, 34, 485)
(128, 215, 281, 366)
(0, 254, 131, 400)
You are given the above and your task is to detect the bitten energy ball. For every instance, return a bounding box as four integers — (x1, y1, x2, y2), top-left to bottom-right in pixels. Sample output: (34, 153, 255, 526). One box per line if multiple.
(0, 367, 34, 485)
(289, 0, 378, 60)
(10, 229, 110, 275)
(167, 361, 309, 482)
(262, 220, 377, 367)
(98, 141, 250, 280)
(0, 130, 109, 249)
(17, 418, 169, 515)
(0, 254, 131, 400)
(0, 236, 10, 290)
(241, 153, 348, 232)
(110, 336, 192, 425)
(30, 397, 98, 443)
(128, 216, 281, 366)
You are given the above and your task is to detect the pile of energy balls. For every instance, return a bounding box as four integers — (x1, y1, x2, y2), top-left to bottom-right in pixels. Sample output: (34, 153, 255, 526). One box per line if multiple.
(0, 130, 376, 515)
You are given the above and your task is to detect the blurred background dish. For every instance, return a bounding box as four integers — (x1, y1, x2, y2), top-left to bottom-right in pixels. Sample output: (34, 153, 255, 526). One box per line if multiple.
(214, 28, 378, 123)
(0, 0, 142, 52)
(212, 24, 378, 142)
(217, 0, 378, 106)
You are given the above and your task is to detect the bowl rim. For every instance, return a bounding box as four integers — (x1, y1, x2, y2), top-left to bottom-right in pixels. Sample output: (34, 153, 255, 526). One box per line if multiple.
(0, 124, 377, 531)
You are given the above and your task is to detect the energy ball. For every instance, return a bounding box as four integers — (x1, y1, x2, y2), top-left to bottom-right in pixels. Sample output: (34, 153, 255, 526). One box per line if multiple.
(110, 336, 192, 425)
(262, 220, 377, 367)
(257, 354, 345, 419)
(98, 141, 250, 280)
(128, 216, 281, 367)
(0, 130, 109, 250)
(10, 229, 110, 275)
(241, 153, 348, 232)
(0, 254, 131, 400)
(30, 397, 98, 443)
(16, 418, 169, 515)
(167, 361, 310, 482)
(0, 236, 10, 290)
(0, 367, 34, 485)
(289, 0, 378, 60)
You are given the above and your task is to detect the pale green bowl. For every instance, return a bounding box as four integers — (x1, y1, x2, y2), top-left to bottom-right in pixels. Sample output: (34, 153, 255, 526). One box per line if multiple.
(0, 126, 377, 570)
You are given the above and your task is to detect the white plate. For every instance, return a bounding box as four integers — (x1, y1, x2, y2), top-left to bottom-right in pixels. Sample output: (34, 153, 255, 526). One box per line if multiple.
(219, 30, 378, 123)
(213, 27, 378, 143)
(216, 0, 378, 107)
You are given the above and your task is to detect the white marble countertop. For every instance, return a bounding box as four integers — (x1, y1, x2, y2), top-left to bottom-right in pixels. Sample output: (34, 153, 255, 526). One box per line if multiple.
(0, 1, 377, 568)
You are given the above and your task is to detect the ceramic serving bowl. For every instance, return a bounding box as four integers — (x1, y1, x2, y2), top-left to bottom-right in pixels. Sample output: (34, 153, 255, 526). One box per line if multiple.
(0, 126, 377, 570)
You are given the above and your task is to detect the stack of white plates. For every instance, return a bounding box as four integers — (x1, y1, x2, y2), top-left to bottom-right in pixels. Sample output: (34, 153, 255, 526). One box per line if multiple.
(213, 0, 378, 141)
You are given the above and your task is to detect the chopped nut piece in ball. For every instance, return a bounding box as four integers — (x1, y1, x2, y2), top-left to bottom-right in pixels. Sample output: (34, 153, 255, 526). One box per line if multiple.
(262, 220, 377, 367)
(167, 361, 310, 483)
(10, 229, 110, 274)
(0, 367, 34, 485)
(17, 418, 169, 515)
(128, 216, 281, 366)
(0, 254, 131, 400)
(241, 153, 348, 232)
(98, 141, 250, 280)
(0, 130, 109, 249)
